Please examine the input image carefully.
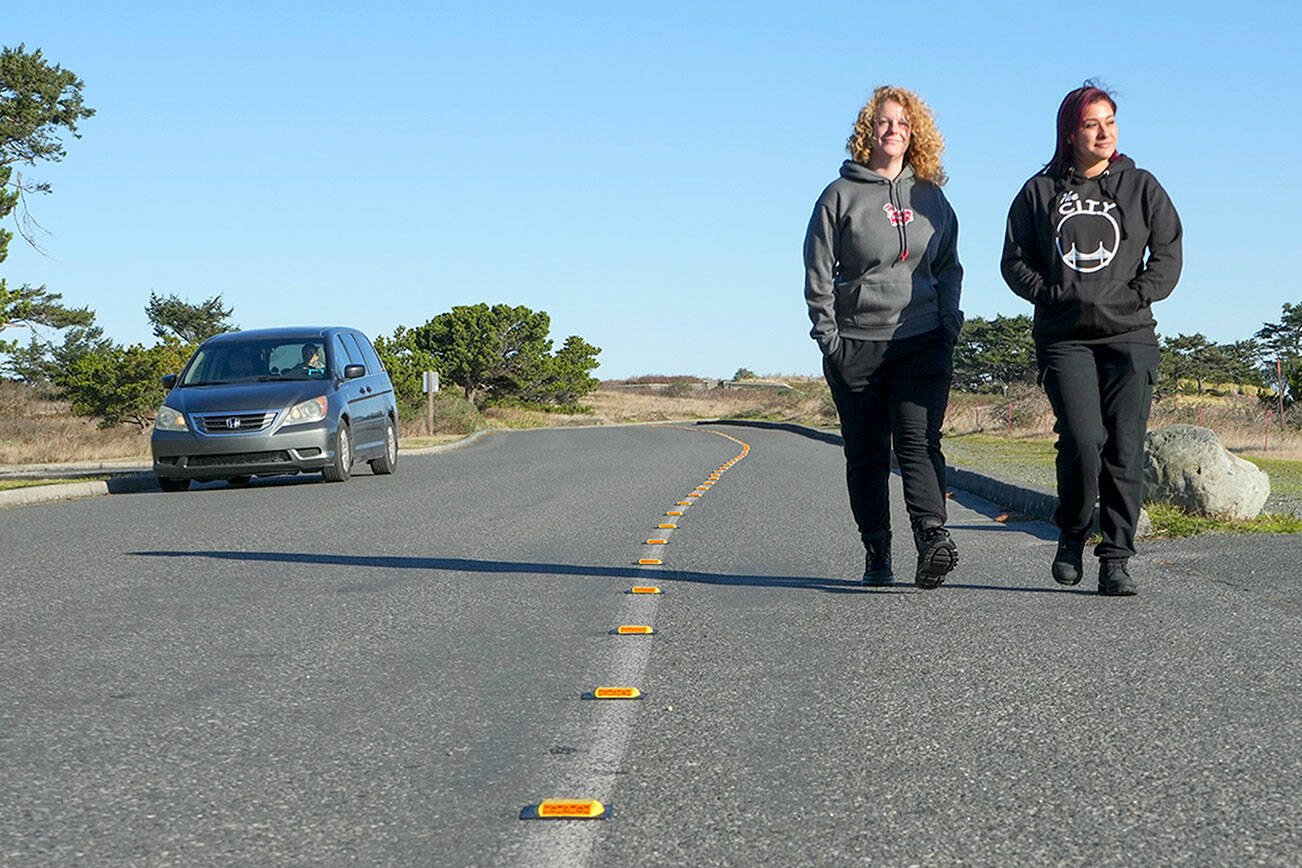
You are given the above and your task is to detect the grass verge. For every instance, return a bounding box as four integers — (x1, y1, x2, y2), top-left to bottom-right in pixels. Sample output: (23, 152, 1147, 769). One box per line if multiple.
(0, 477, 100, 491)
(945, 433, 1302, 536)
(1144, 504, 1302, 537)
(400, 435, 475, 448)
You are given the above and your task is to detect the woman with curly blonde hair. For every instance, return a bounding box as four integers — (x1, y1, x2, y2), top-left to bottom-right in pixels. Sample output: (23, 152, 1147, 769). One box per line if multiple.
(804, 84, 964, 589)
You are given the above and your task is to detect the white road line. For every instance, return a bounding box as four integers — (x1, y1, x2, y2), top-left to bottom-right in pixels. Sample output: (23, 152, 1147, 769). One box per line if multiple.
(509, 588, 660, 868)
(505, 428, 749, 867)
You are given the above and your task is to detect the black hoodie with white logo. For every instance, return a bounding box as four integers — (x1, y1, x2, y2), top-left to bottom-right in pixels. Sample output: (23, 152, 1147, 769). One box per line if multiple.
(1001, 155, 1182, 345)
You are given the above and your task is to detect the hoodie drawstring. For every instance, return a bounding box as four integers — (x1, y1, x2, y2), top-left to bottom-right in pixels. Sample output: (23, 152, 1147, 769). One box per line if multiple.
(889, 180, 909, 264)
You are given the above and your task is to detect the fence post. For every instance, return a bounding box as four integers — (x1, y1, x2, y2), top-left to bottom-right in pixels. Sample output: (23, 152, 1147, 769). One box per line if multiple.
(1266, 409, 1272, 453)
(1007, 402, 1013, 437)
(1278, 360, 1286, 419)
(1197, 406, 1204, 427)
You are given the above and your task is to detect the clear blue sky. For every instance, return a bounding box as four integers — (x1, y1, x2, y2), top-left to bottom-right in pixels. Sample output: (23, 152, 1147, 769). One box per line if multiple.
(5, 0, 1300, 379)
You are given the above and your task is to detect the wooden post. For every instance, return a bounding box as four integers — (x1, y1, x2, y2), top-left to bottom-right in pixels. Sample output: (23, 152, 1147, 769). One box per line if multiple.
(422, 370, 439, 436)
(1278, 359, 1286, 419)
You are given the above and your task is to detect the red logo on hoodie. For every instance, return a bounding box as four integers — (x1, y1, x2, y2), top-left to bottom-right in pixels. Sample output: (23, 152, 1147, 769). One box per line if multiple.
(883, 203, 914, 227)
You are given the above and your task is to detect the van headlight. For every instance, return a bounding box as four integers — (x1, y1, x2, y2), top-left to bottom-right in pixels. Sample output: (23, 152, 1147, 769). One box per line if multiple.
(155, 405, 187, 431)
(285, 396, 328, 425)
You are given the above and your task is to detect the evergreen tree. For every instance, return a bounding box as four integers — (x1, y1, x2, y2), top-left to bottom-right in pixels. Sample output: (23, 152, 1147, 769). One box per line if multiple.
(145, 292, 236, 344)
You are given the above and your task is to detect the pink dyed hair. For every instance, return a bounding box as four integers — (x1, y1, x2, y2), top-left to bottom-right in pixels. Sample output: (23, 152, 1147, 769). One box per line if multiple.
(1047, 80, 1121, 174)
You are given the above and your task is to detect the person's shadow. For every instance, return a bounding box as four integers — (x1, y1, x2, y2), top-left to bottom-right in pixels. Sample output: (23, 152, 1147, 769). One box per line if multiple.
(130, 549, 1093, 595)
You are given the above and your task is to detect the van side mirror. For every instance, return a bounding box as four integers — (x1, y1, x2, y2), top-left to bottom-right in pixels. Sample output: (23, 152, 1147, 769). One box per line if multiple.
(161, 374, 178, 389)
(343, 364, 366, 379)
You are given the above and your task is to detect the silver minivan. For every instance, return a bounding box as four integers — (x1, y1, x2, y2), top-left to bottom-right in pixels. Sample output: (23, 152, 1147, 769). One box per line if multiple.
(150, 327, 399, 490)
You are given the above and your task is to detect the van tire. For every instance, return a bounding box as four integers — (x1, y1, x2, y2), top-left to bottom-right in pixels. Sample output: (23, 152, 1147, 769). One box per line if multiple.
(323, 423, 352, 482)
(369, 419, 398, 475)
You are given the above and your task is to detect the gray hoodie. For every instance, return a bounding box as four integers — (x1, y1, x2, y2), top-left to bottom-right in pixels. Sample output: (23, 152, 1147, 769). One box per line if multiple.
(804, 160, 963, 354)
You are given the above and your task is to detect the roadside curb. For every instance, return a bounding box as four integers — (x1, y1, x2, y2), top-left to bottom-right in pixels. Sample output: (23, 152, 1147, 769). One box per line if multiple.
(0, 458, 151, 479)
(400, 429, 494, 455)
(698, 418, 1059, 524)
(0, 480, 111, 509)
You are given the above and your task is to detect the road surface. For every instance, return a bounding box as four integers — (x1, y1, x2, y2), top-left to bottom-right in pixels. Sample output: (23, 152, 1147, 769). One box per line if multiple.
(1, 424, 1298, 866)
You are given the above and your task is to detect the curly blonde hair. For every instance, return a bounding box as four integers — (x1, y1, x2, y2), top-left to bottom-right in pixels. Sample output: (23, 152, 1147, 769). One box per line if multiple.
(846, 85, 948, 186)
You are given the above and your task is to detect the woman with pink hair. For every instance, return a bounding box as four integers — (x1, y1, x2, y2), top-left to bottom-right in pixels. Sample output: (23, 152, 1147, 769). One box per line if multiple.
(1002, 81, 1182, 596)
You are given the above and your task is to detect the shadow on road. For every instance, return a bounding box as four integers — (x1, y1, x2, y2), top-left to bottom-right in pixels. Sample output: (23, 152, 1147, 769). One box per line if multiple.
(129, 550, 1091, 595)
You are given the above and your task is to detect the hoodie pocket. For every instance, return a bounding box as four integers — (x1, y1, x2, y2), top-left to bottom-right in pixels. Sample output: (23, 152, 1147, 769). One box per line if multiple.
(838, 277, 911, 329)
(1076, 280, 1145, 337)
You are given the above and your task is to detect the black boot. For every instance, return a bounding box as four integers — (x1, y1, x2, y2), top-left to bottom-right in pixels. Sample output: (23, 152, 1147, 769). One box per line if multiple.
(1098, 558, 1137, 596)
(1051, 533, 1085, 586)
(913, 525, 958, 590)
(861, 534, 894, 586)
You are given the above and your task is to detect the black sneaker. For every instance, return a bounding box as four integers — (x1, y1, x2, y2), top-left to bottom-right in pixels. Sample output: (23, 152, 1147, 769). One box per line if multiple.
(1098, 558, 1137, 596)
(862, 537, 894, 586)
(1051, 534, 1085, 586)
(914, 526, 958, 590)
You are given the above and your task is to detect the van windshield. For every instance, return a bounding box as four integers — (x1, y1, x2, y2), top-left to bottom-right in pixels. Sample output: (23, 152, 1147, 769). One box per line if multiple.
(180, 340, 330, 386)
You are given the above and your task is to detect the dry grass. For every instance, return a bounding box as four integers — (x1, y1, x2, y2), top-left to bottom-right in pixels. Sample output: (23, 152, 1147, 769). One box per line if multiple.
(0, 381, 150, 465)
(584, 378, 837, 426)
(7, 372, 1302, 467)
(939, 383, 1302, 461)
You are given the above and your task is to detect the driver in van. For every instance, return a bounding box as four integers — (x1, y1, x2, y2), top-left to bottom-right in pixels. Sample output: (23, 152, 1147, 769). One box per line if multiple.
(290, 343, 325, 376)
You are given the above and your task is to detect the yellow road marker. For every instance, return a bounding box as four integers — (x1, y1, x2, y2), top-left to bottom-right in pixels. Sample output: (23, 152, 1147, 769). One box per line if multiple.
(627, 586, 662, 594)
(666, 511, 684, 516)
(676, 501, 692, 506)
(583, 687, 642, 700)
(610, 625, 656, 635)
(638, 558, 663, 565)
(646, 538, 668, 545)
(687, 493, 701, 498)
(658, 523, 677, 529)
(520, 799, 608, 820)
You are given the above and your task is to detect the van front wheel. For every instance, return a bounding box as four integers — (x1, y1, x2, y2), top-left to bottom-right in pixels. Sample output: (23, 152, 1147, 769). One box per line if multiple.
(323, 423, 352, 483)
(369, 419, 398, 475)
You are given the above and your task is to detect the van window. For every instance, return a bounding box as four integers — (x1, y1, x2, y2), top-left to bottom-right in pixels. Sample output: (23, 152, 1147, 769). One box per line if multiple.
(179, 339, 327, 385)
(341, 333, 369, 373)
(333, 335, 358, 375)
(354, 332, 385, 373)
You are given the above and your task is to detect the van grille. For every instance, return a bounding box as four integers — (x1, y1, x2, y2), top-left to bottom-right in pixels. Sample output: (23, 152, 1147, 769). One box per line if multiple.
(188, 451, 291, 467)
(194, 411, 277, 434)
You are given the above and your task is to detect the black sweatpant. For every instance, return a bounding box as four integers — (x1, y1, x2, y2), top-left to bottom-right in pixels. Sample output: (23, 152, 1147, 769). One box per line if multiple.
(1037, 341, 1160, 560)
(824, 329, 952, 547)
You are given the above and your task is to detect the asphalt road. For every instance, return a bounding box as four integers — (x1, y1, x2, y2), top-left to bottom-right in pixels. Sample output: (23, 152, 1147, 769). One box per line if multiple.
(1, 424, 1298, 866)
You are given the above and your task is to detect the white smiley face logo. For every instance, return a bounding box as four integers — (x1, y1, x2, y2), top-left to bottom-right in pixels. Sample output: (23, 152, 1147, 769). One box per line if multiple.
(1056, 192, 1120, 273)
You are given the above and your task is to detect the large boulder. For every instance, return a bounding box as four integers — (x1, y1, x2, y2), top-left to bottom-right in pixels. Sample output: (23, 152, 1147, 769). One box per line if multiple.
(1143, 425, 1269, 519)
